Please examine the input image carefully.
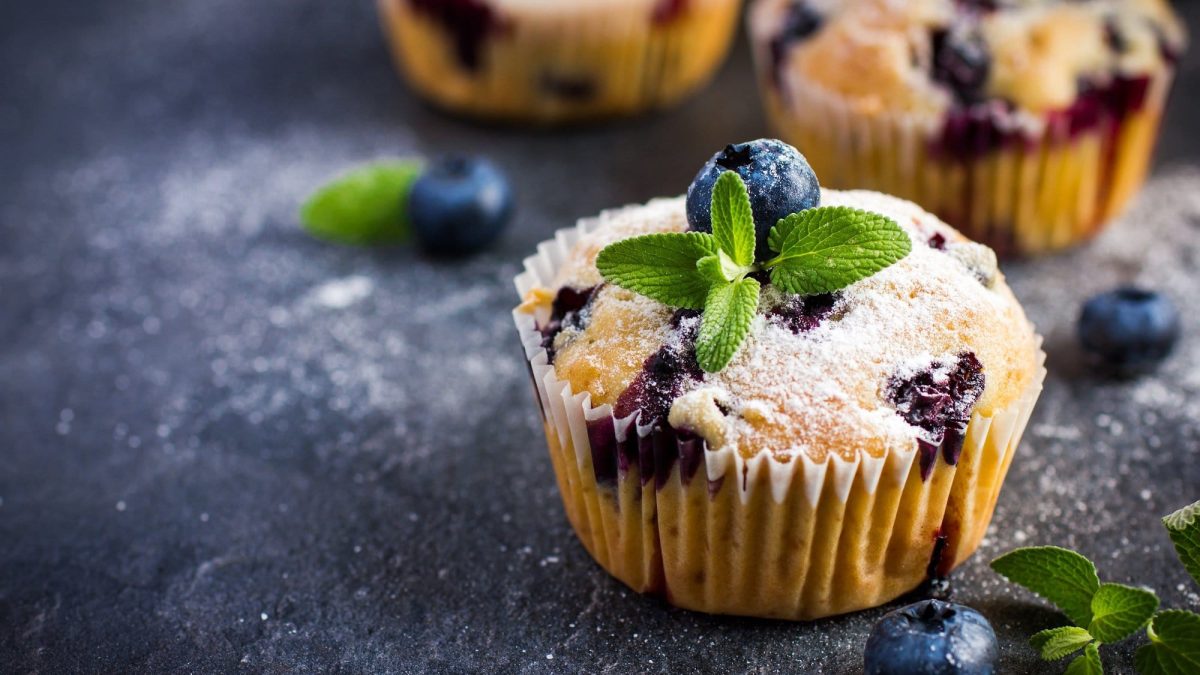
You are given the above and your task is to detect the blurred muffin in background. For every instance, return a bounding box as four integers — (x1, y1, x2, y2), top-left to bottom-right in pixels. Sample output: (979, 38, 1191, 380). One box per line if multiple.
(379, 0, 743, 124)
(749, 0, 1186, 256)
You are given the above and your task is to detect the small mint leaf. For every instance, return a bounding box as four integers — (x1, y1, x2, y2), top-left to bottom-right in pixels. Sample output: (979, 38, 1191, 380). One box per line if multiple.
(596, 232, 719, 309)
(710, 171, 755, 267)
(696, 276, 760, 373)
(300, 160, 422, 245)
(766, 206, 911, 296)
(1031, 627, 1093, 661)
(1135, 611, 1200, 675)
(991, 546, 1101, 627)
(696, 255, 727, 284)
(1163, 500, 1200, 589)
(1065, 642, 1104, 675)
(1088, 583, 1158, 643)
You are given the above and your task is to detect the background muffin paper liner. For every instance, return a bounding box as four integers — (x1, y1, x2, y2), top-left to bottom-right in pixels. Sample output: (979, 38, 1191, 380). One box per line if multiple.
(748, 19, 1174, 256)
(377, 0, 743, 124)
(513, 215, 1046, 621)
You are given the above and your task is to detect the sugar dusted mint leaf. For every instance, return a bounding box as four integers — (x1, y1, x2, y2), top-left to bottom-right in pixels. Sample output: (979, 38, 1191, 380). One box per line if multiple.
(1135, 610, 1200, 675)
(1065, 642, 1104, 675)
(1088, 583, 1158, 643)
(709, 171, 756, 267)
(1031, 627, 1093, 661)
(300, 160, 422, 245)
(991, 546, 1101, 627)
(596, 232, 719, 310)
(1164, 500, 1200, 588)
(696, 276, 759, 373)
(765, 206, 911, 296)
(697, 250, 748, 284)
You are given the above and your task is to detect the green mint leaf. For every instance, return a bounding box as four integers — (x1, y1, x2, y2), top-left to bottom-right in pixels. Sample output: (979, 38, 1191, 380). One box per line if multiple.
(991, 546, 1101, 627)
(710, 171, 756, 267)
(1065, 642, 1104, 675)
(765, 206, 911, 296)
(1088, 583, 1159, 643)
(697, 250, 749, 284)
(1031, 627, 1094, 661)
(696, 276, 760, 373)
(1135, 611, 1200, 675)
(300, 160, 422, 245)
(1163, 500, 1200, 589)
(596, 232, 720, 309)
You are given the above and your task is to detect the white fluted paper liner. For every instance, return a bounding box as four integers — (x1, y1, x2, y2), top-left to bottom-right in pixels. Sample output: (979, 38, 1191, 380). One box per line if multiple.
(514, 214, 1047, 619)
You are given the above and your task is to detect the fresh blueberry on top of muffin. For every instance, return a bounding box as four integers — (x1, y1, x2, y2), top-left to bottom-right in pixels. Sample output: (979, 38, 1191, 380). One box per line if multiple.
(1078, 287, 1180, 375)
(685, 139, 820, 261)
(865, 600, 998, 675)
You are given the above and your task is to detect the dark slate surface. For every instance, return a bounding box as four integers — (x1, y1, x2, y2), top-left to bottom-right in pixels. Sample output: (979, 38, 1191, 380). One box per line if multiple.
(2, 1, 1199, 672)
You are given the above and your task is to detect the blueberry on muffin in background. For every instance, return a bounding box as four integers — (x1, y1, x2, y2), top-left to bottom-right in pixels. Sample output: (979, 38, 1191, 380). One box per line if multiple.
(749, 0, 1187, 256)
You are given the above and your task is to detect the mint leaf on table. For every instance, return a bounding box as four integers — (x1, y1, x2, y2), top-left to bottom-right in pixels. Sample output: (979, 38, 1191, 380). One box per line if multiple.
(595, 232, 719, 309)
(991, 546, 1101, 627)
(1065, 642, 1105, 675)
(696, 276, 760, 373)
(1031, 626, 1094, 661)
(764, 206, 911, 296)
(709, 171, 756, 267)
(300, 160, 422, 245)
(1135, 610, 1200, 675)
(1163, 500, 1200, 588)
(1087, 583, 1159, 643)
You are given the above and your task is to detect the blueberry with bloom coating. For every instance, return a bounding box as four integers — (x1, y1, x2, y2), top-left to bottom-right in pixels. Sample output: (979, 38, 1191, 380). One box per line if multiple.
(1078, 287, 1180, 374)
(409, 155, 514, 256)
(864, 600, 998, 675)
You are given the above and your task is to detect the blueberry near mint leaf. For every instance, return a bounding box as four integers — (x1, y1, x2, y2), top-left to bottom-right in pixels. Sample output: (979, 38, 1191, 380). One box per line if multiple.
(686, 139, 820, 262)
(1077, 287, 1180, 374)
(865, 600, 999, 675)
(408, 156, 514, 257)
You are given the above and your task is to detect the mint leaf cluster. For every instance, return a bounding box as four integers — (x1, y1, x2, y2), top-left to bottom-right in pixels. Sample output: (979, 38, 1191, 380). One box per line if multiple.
(300, 160, 423, 245)
(992, 499, 1200, 674)
(595, 172, 911, 373)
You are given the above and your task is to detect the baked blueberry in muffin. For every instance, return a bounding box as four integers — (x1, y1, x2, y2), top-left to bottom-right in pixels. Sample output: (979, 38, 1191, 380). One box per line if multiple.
(514, 139, 1046, 620)
(749, 0, 1186, 255)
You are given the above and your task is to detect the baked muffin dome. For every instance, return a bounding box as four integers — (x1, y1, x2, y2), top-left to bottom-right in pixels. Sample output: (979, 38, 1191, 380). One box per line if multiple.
(748, 0, 1186, 255)
(527, 190, 1039, 466)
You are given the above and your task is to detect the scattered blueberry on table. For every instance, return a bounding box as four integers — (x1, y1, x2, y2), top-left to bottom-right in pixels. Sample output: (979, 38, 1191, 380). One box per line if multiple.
(864, 600, 998, 675)
(409, 155, 514, 257)
(1077, 287, 1180, 375)
(685, 138, 820, 261)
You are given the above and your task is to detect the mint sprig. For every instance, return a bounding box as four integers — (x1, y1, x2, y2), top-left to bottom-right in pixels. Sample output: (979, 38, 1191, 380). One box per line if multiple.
(595, 172, 911, 372)
(300, 160, 423, 245)
(993, 500, 1200, 673)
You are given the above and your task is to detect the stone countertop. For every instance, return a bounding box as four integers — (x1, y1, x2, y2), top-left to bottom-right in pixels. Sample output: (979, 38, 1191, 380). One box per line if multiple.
(2, 1, 1198, 672)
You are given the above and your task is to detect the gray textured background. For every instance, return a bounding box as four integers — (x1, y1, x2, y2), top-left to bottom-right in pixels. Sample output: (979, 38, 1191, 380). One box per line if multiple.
(2, 1, 1199, 672)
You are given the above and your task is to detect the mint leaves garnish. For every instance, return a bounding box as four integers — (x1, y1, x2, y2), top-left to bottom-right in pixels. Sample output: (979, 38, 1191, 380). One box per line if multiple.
(595, 171, 911, 372)
(993, 499, 1200, 674)
(300, 160, 422, 245)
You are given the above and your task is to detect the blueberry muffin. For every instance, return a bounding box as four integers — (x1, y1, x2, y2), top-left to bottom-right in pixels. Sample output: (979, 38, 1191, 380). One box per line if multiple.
(513, 140, 1046, 620)
(749, 0, 1186, 256)
(379, 0, 743, 123)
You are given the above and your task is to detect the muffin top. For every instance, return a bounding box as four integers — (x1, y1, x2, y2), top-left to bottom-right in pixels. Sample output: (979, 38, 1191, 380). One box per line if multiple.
(752, 0, 1186, 115)
(520, 188, 1040, 464)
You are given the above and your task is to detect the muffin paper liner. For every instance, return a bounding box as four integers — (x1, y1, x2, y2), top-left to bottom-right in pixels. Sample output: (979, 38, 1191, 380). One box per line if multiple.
(750, 29, 1174, 256)
(513, 215, 1047, 620)
(378, 0, 742, 124)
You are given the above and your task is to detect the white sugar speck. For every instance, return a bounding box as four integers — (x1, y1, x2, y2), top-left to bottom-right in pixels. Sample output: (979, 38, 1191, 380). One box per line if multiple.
(308, 275, 373, 309)
(260, 613, 268, 621)
(115, 500, 127, 511)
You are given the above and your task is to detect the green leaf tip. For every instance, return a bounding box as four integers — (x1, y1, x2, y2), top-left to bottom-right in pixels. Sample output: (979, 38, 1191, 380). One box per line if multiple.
(1135, 610, 1200, 675)
(709, 171, 756, 268)
(595, 232, 719, 310)
(991, 546, 1101, 627)
(696, 276, 760, 373)
(300, 160, 423, 246)
(764, 206, 911, 296)
(1088, 583, 1159, 643)
(1164, 500, 1200, 589)
(1031, 626, 1094, 661)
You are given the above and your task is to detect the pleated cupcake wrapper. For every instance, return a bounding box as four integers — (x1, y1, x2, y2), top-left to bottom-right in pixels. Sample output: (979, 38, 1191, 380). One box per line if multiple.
(750, 34, 1174, 255)
(513, 214, 1047, 619)
(378, 0, 742, 123)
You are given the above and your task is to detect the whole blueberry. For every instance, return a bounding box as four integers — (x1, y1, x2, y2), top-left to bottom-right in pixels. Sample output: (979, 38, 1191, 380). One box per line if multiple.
(685, 139, 820, 261)
(408, 155, 514, 256)
(864, 600, 998, 675)
(1078, 287, 1180, 374)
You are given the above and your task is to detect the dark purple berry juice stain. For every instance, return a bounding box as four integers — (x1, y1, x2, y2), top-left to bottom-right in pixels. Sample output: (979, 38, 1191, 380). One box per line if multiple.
(768, 293, 839, 334)
(614, 310, 703, 427)
(407, 0, 507, 72)
(769, 2, 823, 89)
(886, 352, 985, 480)
(651, 0, 689, 26)
(537, 285, 599, 362)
